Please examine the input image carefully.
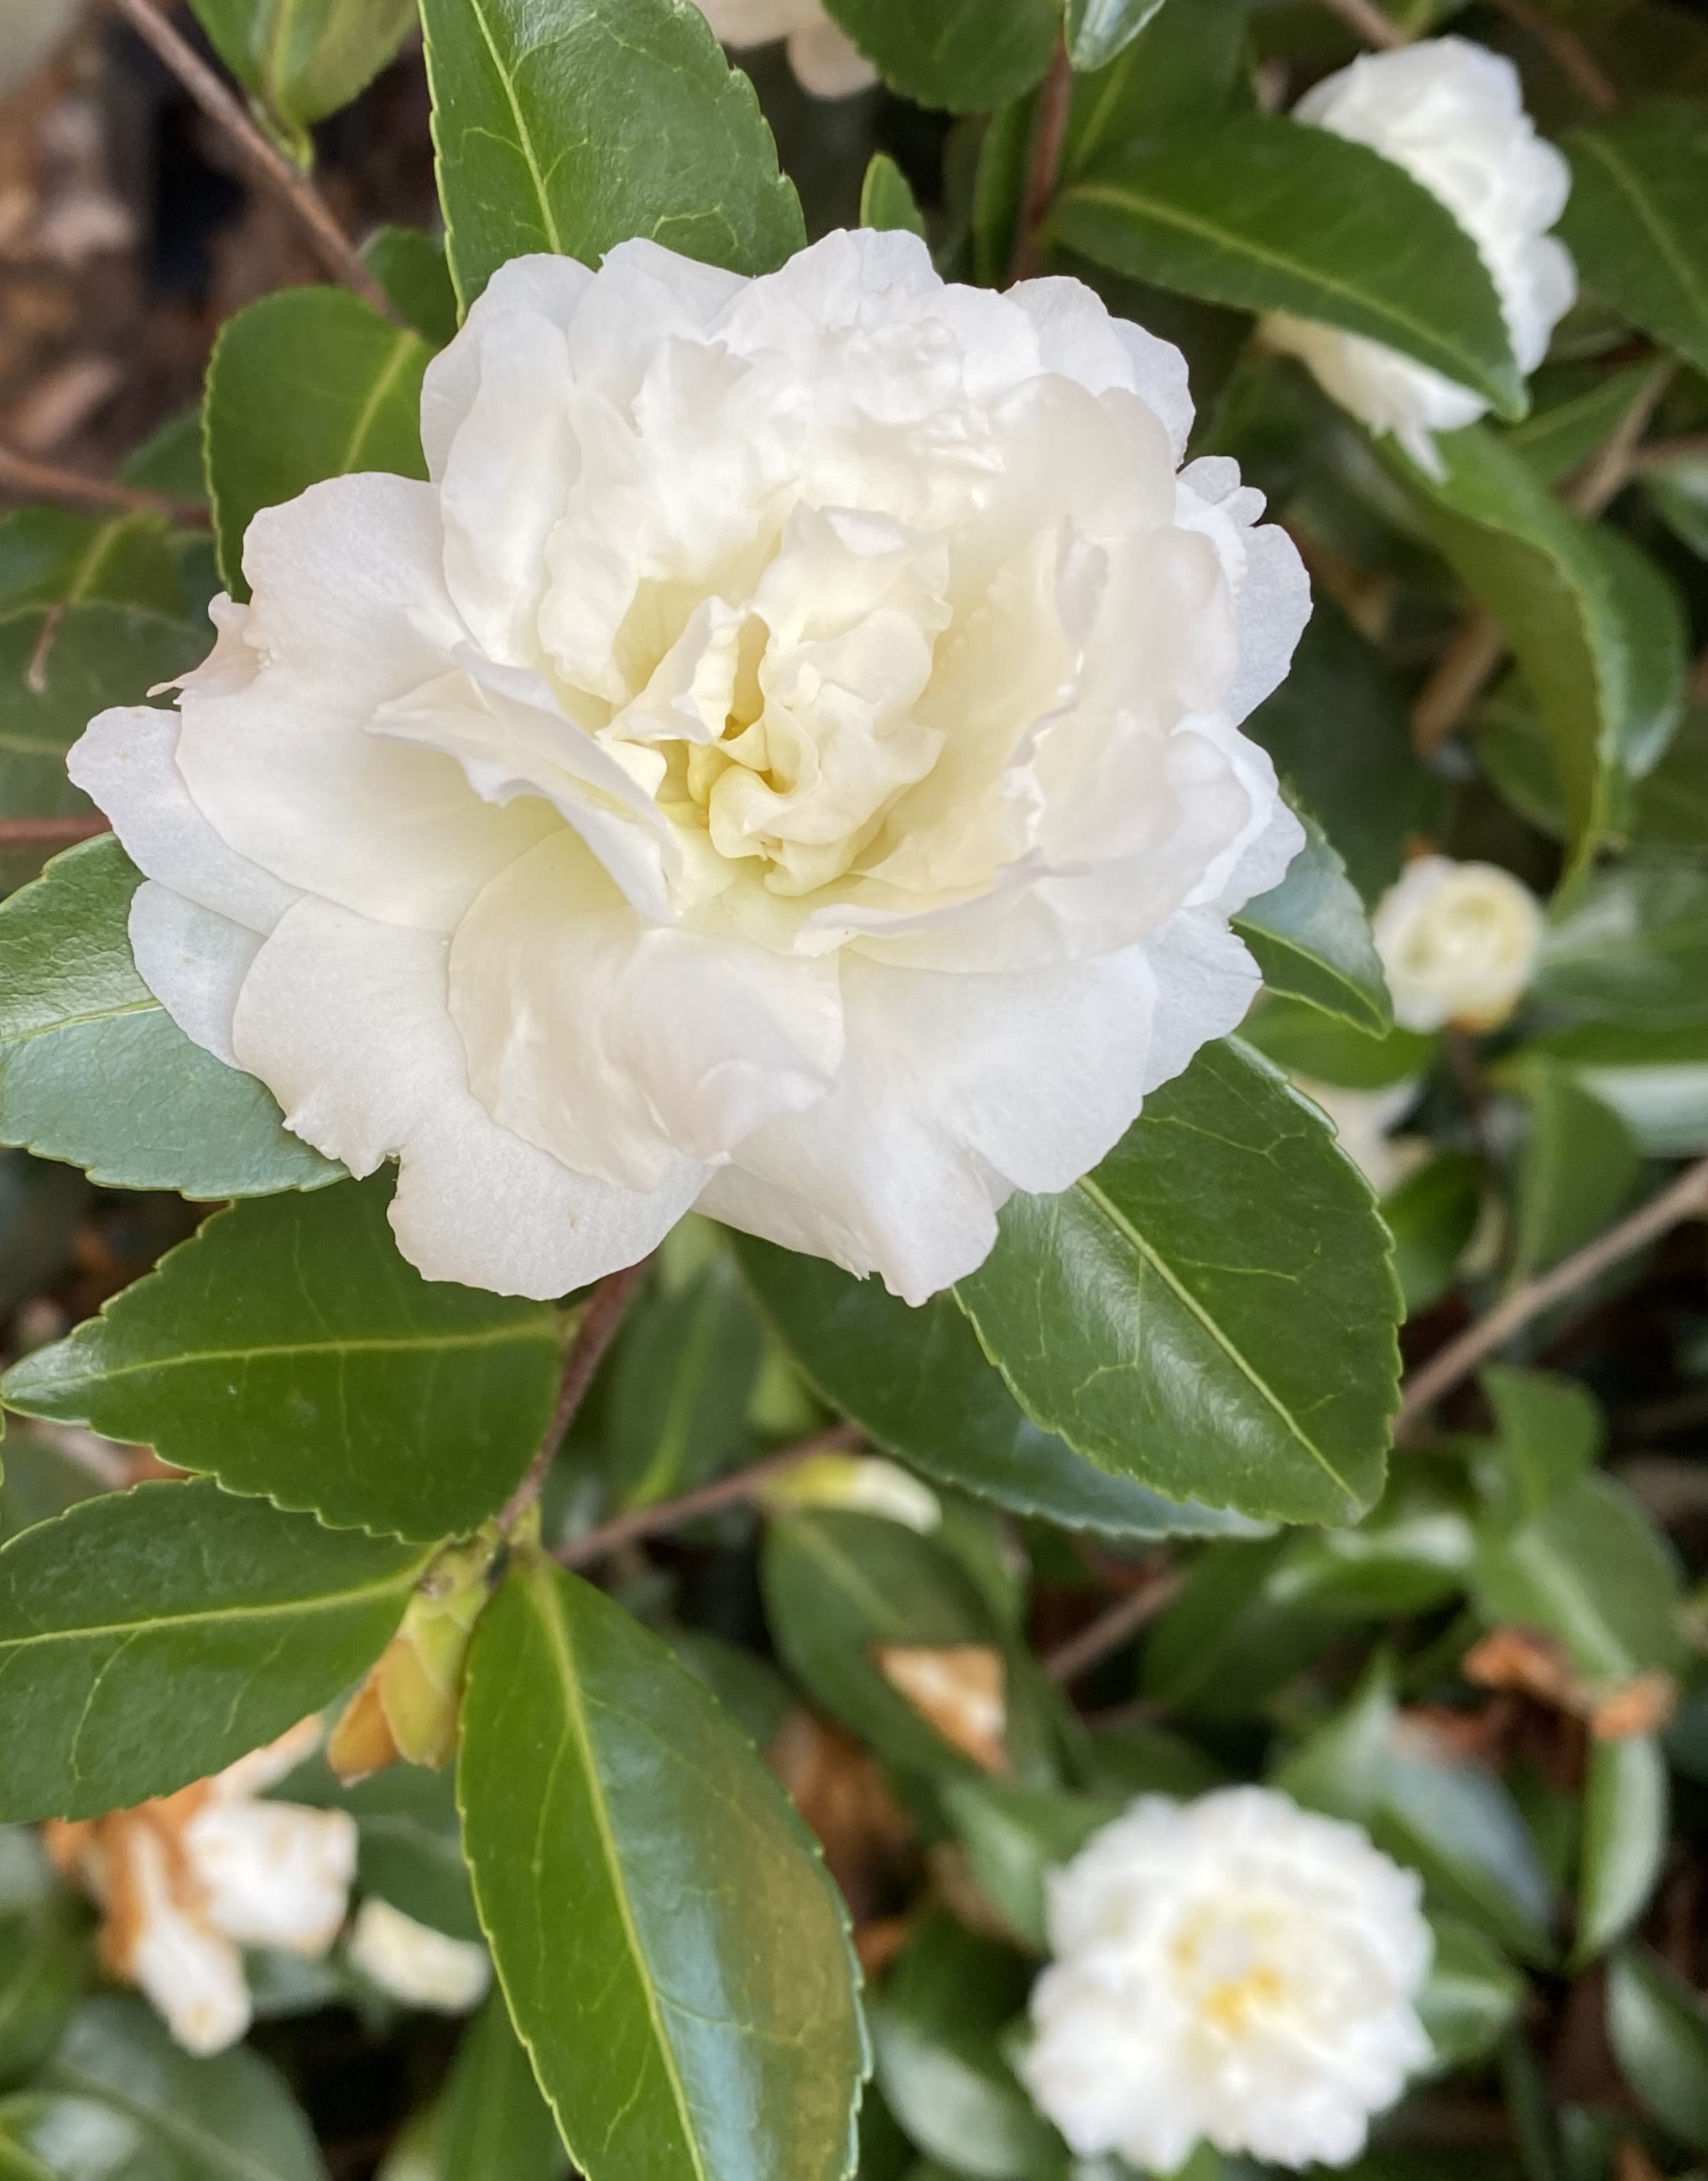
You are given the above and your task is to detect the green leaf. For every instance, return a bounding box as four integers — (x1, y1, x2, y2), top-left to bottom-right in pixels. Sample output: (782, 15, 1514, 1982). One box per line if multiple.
(1508, 1060, 1639, 1281)
(1398, 424, 1688, 861)
(606, 1254, 760, 1511)
(1473, 1471, 1685, 1684)
(1481, 1366, 1601, 1519)
(120, 410, 208, 508)
(0, 1894, 83, 2090)
(0, 606, 199, 893)
(0, 837, 338, 1198)
(1534, 861, 1708, 1028)
(1242, 994, 1435, 1090)
(1575, 1735, 1668, 1966)
(421, 0, 805, 313)
(955, 1038, 1401, 1528)
(439, 1995, 568, 2181)
(1560, 103, 1708, 381)
(1417, 1914, 1524, 2073)
(1383, 1152, 1481, 1318)
(0, 513, 184, 621)
(1504, 361, 1671, 489)
(858, 153, 926, 238)
(1055, 117, 1523, 415)
(823, 0, 1055, 112)
(24, 1995, 325, 2181)
(940, 1782, 1118, 1949)
(733, 1236, 1262, 1541)
(867, 1913, 1058, 2181)
(1063, 0, 1249, 182)
(458, 1552, 864, 2181)
(364, 226, 461, 348)
(1143, 1537, 1342, 1718)
(1066, 0, 1169, 73)
(190, 0, 417, 157)
(763, 1508, 1059, 1780)
(0, 1480, 429, 1823)
(1377, 1736, 1555, 1966)
(1263, 1482, 1473, 1620)
(1274, 1651, 1395, 1821)
(289, 1757, 482, 1942)
(1608, 1948, 1708, 2152)
(1235, 804, 1393, 1032)
(2, 1174, 563, 1541)
(205, 287, 430, 598)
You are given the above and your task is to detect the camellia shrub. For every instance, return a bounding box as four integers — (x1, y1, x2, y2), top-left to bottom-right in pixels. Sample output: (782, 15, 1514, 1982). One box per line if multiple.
(0, 0, 1705, 2174)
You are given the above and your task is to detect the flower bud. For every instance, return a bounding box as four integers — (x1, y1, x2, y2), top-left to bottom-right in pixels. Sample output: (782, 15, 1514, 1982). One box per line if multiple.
(763, 1453, 941, 1533)
(330, 1534, 497, 1782)
(692, 0, 877, 97)
(1372, 855, 1543, 1033)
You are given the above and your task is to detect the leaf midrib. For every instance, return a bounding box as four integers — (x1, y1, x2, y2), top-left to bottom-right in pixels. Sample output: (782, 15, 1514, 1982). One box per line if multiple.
(0, 1559, 422, 1653)
(1072, 1171, 1357, 1505)
(466, 0, 565, 253)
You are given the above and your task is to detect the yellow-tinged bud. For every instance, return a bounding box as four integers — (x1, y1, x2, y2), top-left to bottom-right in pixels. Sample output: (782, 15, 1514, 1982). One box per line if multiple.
(330, 1533, 498, 1783)
(763, 1454, 940, 1534)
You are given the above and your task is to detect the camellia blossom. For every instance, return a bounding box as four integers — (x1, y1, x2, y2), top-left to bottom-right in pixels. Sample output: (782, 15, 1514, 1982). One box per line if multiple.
(693, 0, 877, 97)
(46, 1720, 356, 2056)
(1265, 39, 1575, 471)
(348, 1897, 492, 2013)
(1373, 855, 1543, 1033)
(1021, 1786, 1433, 2172)
(72, 230, 1308, 1305)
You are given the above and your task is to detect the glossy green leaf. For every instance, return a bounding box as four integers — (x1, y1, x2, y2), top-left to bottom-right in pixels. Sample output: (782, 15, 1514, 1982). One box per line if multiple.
(458, 1552, 864, 2181)
(205, 287, 430, 598)
(823, 0, 1054, 111)
(1066, 0, 1169, 72)
(1505, 361, 1671, 489)
(940, 1783, 1118, 1949)
(1418, 1915, 1523, 2072)
(1274, 1652, 1396, 1822)
(1560, 103, 1708, 381)
(1264, 1483, 1473, 1620)
(2, 1174, 563, 1541)
(955, 1038, 1401, 1528)
(858, 153, 925, 237)
(867, 1913, 1058, 2181)
(733, 1236, 1262, 1540)
(191, 0, 416, 155)
(1630, 699, 1708, 856)
(0, 1894, 82, 2090)
(1474, 1473, 1685, 1682)
(1235, 805, 1393, 1032)
(1055, 118, 1523, 414)
(1509, 1060, 1639, 1281)
(0, 606, 198, 893)
(1575, 1735, 1668, 1966)
(1377, 1736, 1555, 1965)
(1534, 861, 1708, 1028)
(606, 1255, 760, 1510)
(23, 1995, 324, 2181)
(1398, 424, 1688, 861)
(0, 1481, 429, 1822)
(763, 1508, 1058, 1781)
(0, 837, 338, 1197)
(0, 513, 183, 620)
(1481, 1366, 1602, 1519)
(1383, 1152, 1481, 1318)
(120, 410, 208, 508)
(1241, 994, 1435, 1090)
(422, 0, 804, 312)
(1062, 0, 1249, 182)
(1143, 1537, 1342, 1718)
(439, 1995, 568, 2181)
(1608, 1947, 1708, 2152)
(364, 226, 461, 348)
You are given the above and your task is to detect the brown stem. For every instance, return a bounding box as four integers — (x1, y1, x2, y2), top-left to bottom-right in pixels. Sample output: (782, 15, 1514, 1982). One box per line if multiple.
(1398, 1156, 1708, 1430)
(1630, 432, 1708, 474)
(105, 0, 398, 320)
(1044, 1564, 1182, 1684)
(0, 443, 208, 528)
(1009, 36, 1075, 285)
(554, 1421, 862, 1569)
(1565, 362, 1677, 518)
(497, 1257, 654, 1532)
(1487, 0, 1617, 111)
(1315, 0, 1409, 49)
(0, 815, 110, 850)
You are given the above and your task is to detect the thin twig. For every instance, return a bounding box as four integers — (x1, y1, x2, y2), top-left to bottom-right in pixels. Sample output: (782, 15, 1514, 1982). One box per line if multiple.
(1630, 433, 1708, 474)
(1045, 1564, 1183, 1685)
(1398, 1157, 1708, 1429)
(0, 443, 207, 527)
(1565, 362, 1678, 518)
(554, 1422, 862, 1569)
(497, 1257, 654, 1533)
(1487, 0, 1617, 111)
(0, 815, 110, 850)
(1315, 0, 1409, 49)
(1009, 35, 1075, 284)
(105, 0, 397, 320)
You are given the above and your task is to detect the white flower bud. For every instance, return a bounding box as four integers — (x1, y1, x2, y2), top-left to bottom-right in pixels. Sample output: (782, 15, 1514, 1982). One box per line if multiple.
(1020, 1786, 1432, 2173)
(693, 0, 877, 96)
(1264, 39, 1575, 471)
(1373, 855, 1543, 1033)
(72, 232, 1309, 1308)
(348, 1898, 492, 2014)
(763, 1452, 941, 1531)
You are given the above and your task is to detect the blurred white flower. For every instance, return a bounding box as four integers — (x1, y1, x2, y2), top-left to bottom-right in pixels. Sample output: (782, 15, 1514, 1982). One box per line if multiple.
(763, 1451, 941, 1531)
(694, 0, 877, 97)
(1373, 855, 1542, 1033)
(1265, 38, 1575, 471)
(1021, 1786, 1432, 2173)
(1294, 1075, 1423, 1197)
(74, 232, 1308, 1307)
(47, 1720, 356, 2056)
(348, 1897, 491, 2014)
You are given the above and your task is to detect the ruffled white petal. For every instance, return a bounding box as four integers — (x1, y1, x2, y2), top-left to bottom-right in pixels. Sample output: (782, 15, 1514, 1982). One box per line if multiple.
(185, 1800, 357, 1955)
(128, 882, 262, 1068)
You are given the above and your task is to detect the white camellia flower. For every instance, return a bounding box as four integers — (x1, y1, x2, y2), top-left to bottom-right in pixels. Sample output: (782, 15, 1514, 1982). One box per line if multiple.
(348, 1897, 492, 2014)
(72, 230, 1308, 1306)
(46, 1720, 356, 2057)
(1021, 1786, 1433, 2173)
(1265, 38, 1575, 471)
(693, 0, 877, 97)
(1373, 855, 1543, 1033)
